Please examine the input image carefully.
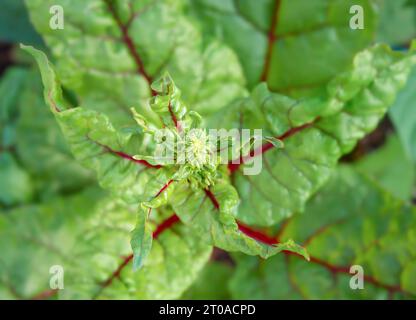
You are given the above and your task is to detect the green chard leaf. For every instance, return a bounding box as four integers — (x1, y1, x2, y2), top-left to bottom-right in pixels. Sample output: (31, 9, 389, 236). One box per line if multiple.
(130, 206, 153, 271)
(25, 0, 247, 126)
(0, 0, 43, 45)
(0, 188, 212, 299)
(171, 180, 309, 260)
(377, 0, 416, 45)
(0, 67, 28, 127)
(182, 260, 233, 299)
(209, 43, 416, 226)
(15, 70, 94, 197)
(0, 152, 33, 207)
(229, 167, 416, 299)
(389, 66, 416, 162)
(189, 0, 378, 94)
(354, 134, 415, 201)
(1, 67, 27, 155)
(6, 0, 416, 301)
(0, 67, 34, 207)
(24, 44, 309, 265)
(21, 45, 171, 204)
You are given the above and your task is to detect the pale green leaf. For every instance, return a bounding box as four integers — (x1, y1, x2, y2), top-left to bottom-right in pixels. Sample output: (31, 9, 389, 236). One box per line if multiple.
(25, 0, 246, 126)
(15, 70, 93, 196)
(230, 167, 416, 299)
(0, 189, 212, 299)
(170, 180, 309, 260)
(22, 45, 170, 204)
(210, 44, 416, 226)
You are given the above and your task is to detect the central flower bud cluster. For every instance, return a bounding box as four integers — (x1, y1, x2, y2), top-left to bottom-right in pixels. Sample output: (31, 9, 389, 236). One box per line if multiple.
(170, 128, 219, 188)
(131, 73, 233, 189)
(185, 130, 214, 169)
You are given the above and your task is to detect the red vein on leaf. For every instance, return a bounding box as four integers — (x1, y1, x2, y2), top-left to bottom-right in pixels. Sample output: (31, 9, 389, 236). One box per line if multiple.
(146, 180, 174, 221)
(99, 254, 133, 291)
(34, 208, 411, 298)
(306, 255, 408, 295)
(168, 100, 182, 132)
(154, 180, 174, 198)
(31, 289, 58, 300)
(152, 214, 180, 238)
(284, 254, 308, 299)
(236, 221, 277, 245)
(274, 218, 291, 241)
(113, 150, 161, 168)
(92, 214, 180, 299)
(259, 0, 282, 82)
(103, 0, 157, 96)
(228, 121, 314, 173)
(301, 218, 347, 247)
(33, 180, 410, 298)
(205, 188, 278, 245)
(40, 186, 412, 299)
(203, 188, 412, 297)
(48, 91, 61, 113)
(88, 135, 161, 169)
(204, 188, 220, 209)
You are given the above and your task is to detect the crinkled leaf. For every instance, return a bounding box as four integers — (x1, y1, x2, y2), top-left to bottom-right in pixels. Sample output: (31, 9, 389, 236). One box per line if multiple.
(189, 0, 378, 93)
(210, 44, 416, 226)
(22, 45, 171, 203)
(25, 43, 300, 265)
(15, 70, 93, 196)
(230, 167, 416, 299)
(86, 221, 212, 300)
(170, 180, 309, 260)
(25, 0, 246, 126)
(130, 172, 176, 270)
(0, 189, 212, 299)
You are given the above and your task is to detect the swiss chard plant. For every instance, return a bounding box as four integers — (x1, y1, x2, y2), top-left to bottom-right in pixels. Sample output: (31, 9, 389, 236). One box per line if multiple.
(1, 0, 416, 300)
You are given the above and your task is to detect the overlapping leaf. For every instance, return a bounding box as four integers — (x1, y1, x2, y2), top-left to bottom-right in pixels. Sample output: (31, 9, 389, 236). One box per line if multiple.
(189, 0, 378, 94)
(170, 180, 309, 260)
(0, 152, 33, 207)
(0, 67, 34, 207)
(209, 43, 416, 226)
(26, 45, 309, 263)
(229, 167, 416, 299)
(22, 45, 172, 204)
(15, 70, 93, 196)
(0, 0, 43, 45)
(0, 188, 212, 299)
(354, 135, 415, 201)
(377, 0, 416, 46)
(25, 0, 246, 125)
(389, 66, 416, 162)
